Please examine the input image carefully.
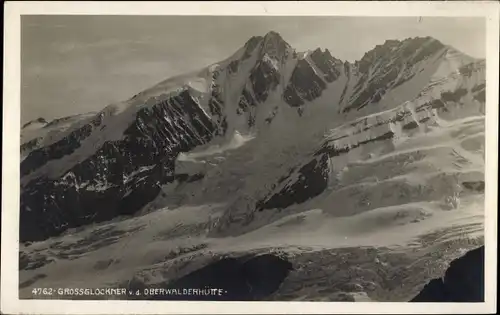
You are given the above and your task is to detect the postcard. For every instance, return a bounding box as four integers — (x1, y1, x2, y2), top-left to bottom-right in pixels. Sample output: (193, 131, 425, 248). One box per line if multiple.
(2, 1, 498, 314)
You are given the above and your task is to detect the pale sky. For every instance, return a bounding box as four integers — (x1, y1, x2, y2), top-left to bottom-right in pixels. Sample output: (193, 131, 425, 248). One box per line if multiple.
(21, 15, 486, 123)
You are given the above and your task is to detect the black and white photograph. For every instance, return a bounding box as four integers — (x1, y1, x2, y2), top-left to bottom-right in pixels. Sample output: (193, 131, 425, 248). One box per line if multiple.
(2, 1, 499, 314)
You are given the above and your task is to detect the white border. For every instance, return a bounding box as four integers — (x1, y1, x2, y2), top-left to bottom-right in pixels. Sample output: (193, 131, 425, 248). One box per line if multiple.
(2, 1, 499, 314)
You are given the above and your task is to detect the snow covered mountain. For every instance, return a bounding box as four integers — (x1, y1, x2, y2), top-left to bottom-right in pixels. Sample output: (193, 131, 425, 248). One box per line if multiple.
(20, 31, 484, 242)
(19, 31, 485, 301)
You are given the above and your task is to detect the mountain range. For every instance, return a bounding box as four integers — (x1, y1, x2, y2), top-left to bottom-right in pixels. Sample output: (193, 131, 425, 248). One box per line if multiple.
(19, 31, 485, 301)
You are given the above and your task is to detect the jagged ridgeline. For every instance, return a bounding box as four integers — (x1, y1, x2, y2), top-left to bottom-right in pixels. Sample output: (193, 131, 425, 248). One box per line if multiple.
(20, 31, 485, 242)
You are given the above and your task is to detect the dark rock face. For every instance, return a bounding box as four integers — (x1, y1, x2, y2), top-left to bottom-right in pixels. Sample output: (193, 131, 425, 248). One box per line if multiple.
(345, 37, 445, 112)
(242, 36, 263, 59)
(284, 59, 327, 107)
(317, 129, 395, 158)
(127, 90, 216, 152)
(243, 33, 290, 106)
(236, 32, 292, 127)
(474, 90, 485, 103)
(238, 37, 289, 127)
(472, 83, 486, 103)
(228, 60, 239, 74)
(356, 39, 402, 75)
(411, 246, 484, 302)
(339, 61, 351, 106)
(441, 88, 468, 103)
(462, 181, 485, 192)
(237, 88, 257, 114)
(20, 155, 169, 242)
(208, 69, 227, 135)
(309, 48, 341, 83)
(249, 59, 281, 103)
(257, 154, 330, 211)
(260, 31, 290, 61)
(459, 61, 484, 78)
(20, 91, 217, 242)
(21, 122, 96, 176)
(348, 62, 400, 110)
(403, 121, 419, 130)
(339, 82, 349, 105)
(21, 137, 42, 156)
(148, 254, 293, 301)
(472, 83, 485, 93)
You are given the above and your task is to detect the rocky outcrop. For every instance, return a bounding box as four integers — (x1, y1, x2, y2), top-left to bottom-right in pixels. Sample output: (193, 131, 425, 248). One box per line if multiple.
(237, 88, 257, 114)
(256, 154, 330, 211)
(309, 48, 341, 83)
(411, 246, 484, 302)
(284, 59, 328, 107)
(242, 36, 263, 60)
(259, 31, 290, 61)
(212, 31, 290, 131)
(207, 68, 228, 135)
(249, 59, 281, 104)
(20, 137, 42, 157)
(143, 254, 293, 301)
(254, 98, 442, 214)
(22, 117, 47, 129)
(472, 82, 486, 103)
(21, 121, 97, 176)
(345, 37, 445, 112)
(20, 91, 217, 242)
(281, 48, 344, 109)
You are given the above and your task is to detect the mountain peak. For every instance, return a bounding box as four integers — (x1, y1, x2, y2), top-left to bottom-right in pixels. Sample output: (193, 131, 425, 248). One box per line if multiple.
(241, 31, 290, 60)
(263, 30, 283, 40)
(355, 36, 446, 71)
(263, 31, 289, 46)
(311, 47, 335, 58)
(260, 31, 290, 60)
